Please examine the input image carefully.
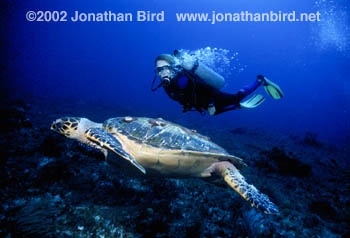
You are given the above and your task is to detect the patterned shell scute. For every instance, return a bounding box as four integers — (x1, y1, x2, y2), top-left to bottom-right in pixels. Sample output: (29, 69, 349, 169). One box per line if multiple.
(103, 117, 227, 154)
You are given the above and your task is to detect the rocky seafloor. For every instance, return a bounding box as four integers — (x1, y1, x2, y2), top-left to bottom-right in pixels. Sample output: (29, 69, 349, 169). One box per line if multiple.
(0, 97, 349, 238)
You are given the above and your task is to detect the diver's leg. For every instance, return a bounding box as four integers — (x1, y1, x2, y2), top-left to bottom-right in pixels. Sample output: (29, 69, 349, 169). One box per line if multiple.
(215, 79, 262, 104)
(214, 105, 237, 115)
(211, 78, 263, 115)
(237, 79, 262, 101)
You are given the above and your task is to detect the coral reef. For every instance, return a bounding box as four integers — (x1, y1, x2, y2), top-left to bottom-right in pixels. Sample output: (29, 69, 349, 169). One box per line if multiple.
(0, 97, 349, 237)
(259, 147, 312, 178)
(303, 132, 323, 148)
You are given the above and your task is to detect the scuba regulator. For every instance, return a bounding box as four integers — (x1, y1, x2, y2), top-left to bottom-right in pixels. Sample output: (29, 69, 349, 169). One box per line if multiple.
(151, 63, 182, 92)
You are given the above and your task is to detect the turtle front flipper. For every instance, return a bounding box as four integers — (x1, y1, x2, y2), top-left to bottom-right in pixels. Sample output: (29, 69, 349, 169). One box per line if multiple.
(210, 162, 278, 214)
(85, 128, 146, 174)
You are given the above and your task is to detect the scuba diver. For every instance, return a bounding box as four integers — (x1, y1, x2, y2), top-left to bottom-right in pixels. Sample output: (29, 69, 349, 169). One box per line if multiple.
(151, 50, 284, 116)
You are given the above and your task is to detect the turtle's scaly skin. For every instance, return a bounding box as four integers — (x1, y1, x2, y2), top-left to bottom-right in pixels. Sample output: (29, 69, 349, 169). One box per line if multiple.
(50, 116, 279, 214)
(85, 127, 146, 174)
(211, 161, 279, 214)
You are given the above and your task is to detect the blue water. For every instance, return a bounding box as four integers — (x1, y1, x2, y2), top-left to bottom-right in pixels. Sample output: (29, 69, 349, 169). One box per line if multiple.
(2, 0, 350, 144)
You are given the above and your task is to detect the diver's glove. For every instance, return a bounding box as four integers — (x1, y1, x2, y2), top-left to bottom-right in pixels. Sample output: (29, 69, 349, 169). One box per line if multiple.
(208, 103, 216, 116)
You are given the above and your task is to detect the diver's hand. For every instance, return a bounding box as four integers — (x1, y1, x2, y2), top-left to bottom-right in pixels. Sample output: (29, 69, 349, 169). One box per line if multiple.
(208, 104, 216, 116)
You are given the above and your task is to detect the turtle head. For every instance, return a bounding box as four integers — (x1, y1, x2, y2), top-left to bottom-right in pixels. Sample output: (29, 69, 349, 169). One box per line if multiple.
(50, 117, 83, 139)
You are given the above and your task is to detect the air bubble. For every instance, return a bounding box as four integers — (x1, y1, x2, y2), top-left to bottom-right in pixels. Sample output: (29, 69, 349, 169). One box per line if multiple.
(176, 47, 247, 84)
(311, 0, 350, 53)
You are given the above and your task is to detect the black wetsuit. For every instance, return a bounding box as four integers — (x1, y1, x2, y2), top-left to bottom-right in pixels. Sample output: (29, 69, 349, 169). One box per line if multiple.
(163, 69, 262, 115)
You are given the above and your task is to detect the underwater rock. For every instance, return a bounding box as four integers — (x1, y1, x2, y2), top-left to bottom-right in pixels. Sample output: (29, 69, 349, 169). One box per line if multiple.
(135, 209, 169, 237)
(241, 209, 265, 237)
(259, 147, 312, 178)
(35, 157, 74, 188)
(229, 127, 247, 135)
(0, 101, 32, 132)
(302, 213, 321, 228)
(11, 195, 65, 238)
(303, 132, 323, 148)
(40, 134, 65, 158)
(309, 199, 337, 220)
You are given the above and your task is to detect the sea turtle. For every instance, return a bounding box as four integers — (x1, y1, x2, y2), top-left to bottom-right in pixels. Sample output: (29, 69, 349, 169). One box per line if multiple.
(50, 116, 278, 214)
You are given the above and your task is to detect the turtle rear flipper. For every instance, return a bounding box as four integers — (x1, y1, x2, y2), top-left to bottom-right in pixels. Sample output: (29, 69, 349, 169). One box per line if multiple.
(212, 162, 278, 214)
(85, 128, 146, 174)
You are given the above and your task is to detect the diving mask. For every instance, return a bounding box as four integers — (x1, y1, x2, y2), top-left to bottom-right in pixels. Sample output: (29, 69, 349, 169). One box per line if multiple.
(155, 65, 171, 73)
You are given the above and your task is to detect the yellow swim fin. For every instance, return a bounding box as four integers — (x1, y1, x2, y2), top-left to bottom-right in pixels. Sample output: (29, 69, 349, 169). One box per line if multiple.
(240, 94, 265, 109)
(263, 77, 284, 99)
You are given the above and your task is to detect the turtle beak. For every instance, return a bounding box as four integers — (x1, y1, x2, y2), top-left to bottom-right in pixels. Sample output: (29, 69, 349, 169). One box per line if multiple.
(50, 122, 56, 131)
